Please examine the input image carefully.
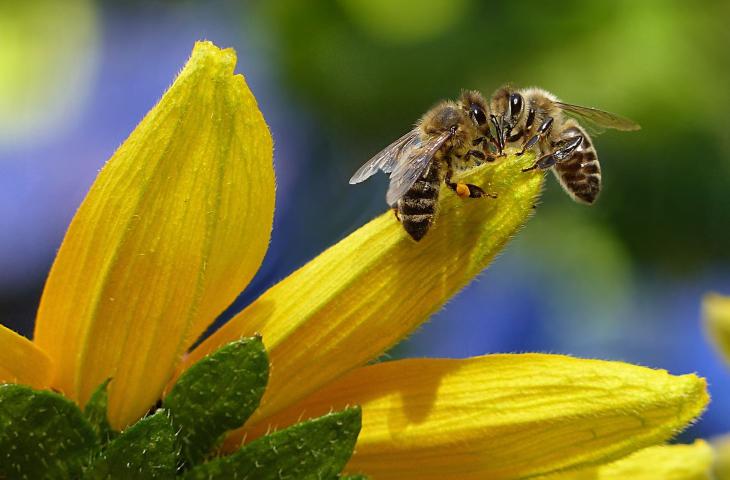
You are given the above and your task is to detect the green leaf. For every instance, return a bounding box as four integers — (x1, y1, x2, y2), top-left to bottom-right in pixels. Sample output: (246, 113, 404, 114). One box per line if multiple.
(0, 384, 96, 479)
(84, 378, 116, 443)
(85, 409, 176, 480)
(183, 407, 362, 480)
(163, 337, 269, 466)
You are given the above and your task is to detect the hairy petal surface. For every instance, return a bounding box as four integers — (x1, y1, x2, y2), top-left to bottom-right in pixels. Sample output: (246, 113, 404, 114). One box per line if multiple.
(546, 440, 713, 480)
(0, 324, 52, 389)
(184, 151, 543, 426)
(712, 434, 730, 479)
(34, 41, 274, 428)
(227, 354, 708, 480)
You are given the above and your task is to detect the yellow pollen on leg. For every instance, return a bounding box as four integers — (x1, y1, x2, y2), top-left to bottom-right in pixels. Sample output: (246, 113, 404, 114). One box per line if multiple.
(456, 183, 471, 198)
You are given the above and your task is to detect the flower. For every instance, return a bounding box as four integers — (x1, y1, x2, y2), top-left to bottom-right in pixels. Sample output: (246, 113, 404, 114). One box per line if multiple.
(703, 293, 730, 478)
(544, 440, 713, 479)
(0, 41, 708, 479)
(704, 293, 730, 364)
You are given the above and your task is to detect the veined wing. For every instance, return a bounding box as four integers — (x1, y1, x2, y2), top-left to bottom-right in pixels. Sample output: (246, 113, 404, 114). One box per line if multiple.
(349, 130, 419, 184)
(385, 130, 452, 206)
(555, 101, 641, 131)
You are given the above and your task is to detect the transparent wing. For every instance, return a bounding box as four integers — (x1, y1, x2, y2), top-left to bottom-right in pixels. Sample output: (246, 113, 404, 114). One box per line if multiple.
(385, 130, 452, 206)
(349, 130, 419, 184)
(555, 101, 641, 131)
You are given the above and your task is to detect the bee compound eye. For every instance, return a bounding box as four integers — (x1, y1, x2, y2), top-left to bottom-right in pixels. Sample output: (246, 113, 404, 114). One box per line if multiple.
(509, 93, 523, 118)
(471, 104, 487, 126)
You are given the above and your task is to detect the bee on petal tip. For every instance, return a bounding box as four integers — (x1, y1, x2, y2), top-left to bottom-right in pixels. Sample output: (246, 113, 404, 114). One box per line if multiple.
(349, 90, 498, 241)
(489, 86, 640, 204)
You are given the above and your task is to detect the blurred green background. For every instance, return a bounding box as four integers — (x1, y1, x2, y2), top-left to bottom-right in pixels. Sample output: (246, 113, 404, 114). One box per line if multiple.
(1, 0, 729, 440)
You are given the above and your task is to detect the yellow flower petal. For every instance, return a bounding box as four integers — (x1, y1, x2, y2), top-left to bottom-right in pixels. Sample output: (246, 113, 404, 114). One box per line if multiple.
(545, 441, 714, 480)
(0, 324, 53, 389)
(227, 354, 707, 480)
(183, 150, 543, 425)
(711, 434, 730, 480)
(33, 41, 274, 428)
(703, 293, 730, 366)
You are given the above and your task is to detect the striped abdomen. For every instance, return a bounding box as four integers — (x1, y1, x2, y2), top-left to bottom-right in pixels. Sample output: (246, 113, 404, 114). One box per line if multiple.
(397, 161, 442, 241)
(553, 122, 601, 204)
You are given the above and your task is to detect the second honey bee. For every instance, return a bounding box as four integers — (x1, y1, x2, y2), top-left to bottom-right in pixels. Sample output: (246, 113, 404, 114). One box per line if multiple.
(349, 90, 497, 241)
(490, 86, 640, 204)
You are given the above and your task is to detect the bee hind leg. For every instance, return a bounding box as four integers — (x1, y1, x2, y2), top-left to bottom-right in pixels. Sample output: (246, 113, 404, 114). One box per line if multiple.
(445, 165, 497, 199)
(522, 134, 583, 172)
(459, 183, 498, 199)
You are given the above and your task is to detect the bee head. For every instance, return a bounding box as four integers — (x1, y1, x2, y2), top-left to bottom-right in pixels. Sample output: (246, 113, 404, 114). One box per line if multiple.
(489, 86, 511, 118)
(490, 86, 523, 122)
(459, 90, 489, 128)
(421, 100, 472, 138)
(490, 85, 524, 148)
(422, 103, 460, 132)
(508, 92, 524, 125)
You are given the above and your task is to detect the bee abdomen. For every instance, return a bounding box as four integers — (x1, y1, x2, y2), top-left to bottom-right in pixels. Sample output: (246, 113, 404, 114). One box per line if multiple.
(401, 213, 434, 241)
(399, 196, 436, 215)
(555, 145, 601, 203)
(553, 128, 601, 204)
(406, 180, 439, 198)
(398, 177, 440, 241)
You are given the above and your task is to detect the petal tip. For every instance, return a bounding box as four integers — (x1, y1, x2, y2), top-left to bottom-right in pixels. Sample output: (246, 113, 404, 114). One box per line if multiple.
(190, 40, 237, 76)
(703, 292, 730, 320)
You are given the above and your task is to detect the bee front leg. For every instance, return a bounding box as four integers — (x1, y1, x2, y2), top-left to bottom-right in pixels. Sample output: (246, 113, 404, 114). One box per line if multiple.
(467, 137, 498, 164)
(463, 148, 496, 165)
(489, 115, 505, 155)
(482, 131, 503, 156)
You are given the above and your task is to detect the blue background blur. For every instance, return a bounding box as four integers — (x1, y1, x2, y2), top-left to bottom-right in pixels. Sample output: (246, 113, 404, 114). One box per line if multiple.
(1, 0, 729, 440)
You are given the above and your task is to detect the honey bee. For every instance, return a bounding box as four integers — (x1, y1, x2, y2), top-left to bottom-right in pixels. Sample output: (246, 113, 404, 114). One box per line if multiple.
(349, 91, 497, 241)
(490, 86, 640, 204)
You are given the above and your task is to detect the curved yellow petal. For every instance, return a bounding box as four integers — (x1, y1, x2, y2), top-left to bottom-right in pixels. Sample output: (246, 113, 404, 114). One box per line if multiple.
(0, 324, 53, 389)
(547, 441, 714, 480)
(34, 41, 274, 428)
(712, 434, 730, 480)
(183, 150, 543, 425)
(226, 354, 707, 480)
(703, 293, 730, 366)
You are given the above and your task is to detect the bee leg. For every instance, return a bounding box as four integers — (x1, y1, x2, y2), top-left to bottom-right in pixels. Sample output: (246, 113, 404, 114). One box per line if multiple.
(522, 135, 583, 172)
(445, 164, 497, 199)
(462, 184, 498, 199)
(464, 150, 484, 160)
(517, 116, 554, 156)
(501, 120, 514, 148)
(444, 164, 469, 198)
(489, 115, 505, 154)
(487, 136, 503, 156)
(464, 149, 495, 165)
(471, 136, 497, 161)
(392, 206, 401, 222)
